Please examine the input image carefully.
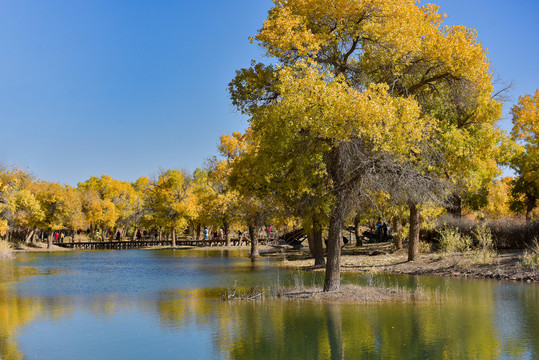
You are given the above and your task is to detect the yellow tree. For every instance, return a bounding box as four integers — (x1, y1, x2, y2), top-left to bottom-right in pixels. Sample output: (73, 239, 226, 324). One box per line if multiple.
(131, 176, 152, 239)
(7, 188, 44, 242)
(79, 188, 118, 241)
(146, 169, 197, 247)
(484, 177, 512, 218)
(200, 160, 240, 246)
(220, 131, 275, 258)
(231, 0, 504, 290)
(30, 181, 77, 248)
(0, 167, 33, 239)
(510, 90, 539, 220)
(78, 175, 139, 239)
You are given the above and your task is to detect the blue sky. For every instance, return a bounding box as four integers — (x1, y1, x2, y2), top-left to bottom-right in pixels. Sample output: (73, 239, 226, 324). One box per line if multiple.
(0, 0, 537, 186)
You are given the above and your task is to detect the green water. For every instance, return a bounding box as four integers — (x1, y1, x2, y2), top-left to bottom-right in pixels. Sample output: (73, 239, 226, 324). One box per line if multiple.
(0, 249, 537, 359)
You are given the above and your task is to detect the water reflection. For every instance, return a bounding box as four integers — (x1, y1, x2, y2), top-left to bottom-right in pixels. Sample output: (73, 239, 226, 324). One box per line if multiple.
(0, 250, 537, 359)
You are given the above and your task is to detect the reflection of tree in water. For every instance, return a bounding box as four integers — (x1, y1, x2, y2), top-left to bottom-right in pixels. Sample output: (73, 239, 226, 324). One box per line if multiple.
(326, 305, 343, 359)
(213, 281, 528, 359)
(509, 285, 539, 358)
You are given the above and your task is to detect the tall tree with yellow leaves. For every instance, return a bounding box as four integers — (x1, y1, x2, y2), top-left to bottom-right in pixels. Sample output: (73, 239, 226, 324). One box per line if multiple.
(510, 90, 539, 220)
(146, 169, 197, 247)
(230, 0, 504, 290)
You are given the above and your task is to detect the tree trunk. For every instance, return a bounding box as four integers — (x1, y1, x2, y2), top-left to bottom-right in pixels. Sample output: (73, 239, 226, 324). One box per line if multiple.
(223, 221, 231, 246)
(248, 223, 259, 258)
(313, 219, 325, 266)
(408, 202, 420, 261)
(47, 231, 53, 249)
(307, 232, 315, 257)
(25, 229, 34, 243)
(159, 228, 163, 241)
(324, 195, 346, 292)
(171, 228, 176, 248)
(353, 212, 362, 247)
(196, 223, 201, 240)
(392, 216, 403, 250)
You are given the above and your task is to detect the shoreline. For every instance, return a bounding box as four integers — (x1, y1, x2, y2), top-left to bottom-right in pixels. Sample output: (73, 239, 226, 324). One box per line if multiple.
(271, 242, 538, 283)
(10, 241, 538, 283)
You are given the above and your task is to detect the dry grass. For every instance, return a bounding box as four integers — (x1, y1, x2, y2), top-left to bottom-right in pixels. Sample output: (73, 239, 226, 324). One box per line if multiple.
(434, 216, 539, 250)
(520, 238, 539, 268)
(223, 281, 416, 304)
(0, 240, 13, 260)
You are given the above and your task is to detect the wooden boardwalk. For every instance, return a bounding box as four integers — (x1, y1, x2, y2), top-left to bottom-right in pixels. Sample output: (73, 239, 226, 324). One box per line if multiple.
(55, 238, 247, 250)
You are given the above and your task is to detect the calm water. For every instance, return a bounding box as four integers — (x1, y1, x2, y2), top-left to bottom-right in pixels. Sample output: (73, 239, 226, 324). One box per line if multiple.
(0, 249, 538, 359)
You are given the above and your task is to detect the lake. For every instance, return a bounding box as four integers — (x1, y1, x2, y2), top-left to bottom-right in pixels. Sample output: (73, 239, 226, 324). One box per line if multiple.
(0, 249, 538, 359)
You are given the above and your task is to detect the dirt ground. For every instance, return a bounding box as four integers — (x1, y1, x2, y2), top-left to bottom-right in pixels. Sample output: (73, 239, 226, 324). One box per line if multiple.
(270, 242, 539, 283)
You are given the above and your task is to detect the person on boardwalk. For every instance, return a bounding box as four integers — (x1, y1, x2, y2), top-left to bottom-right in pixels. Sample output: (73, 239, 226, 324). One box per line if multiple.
(204, 228, 209, 240)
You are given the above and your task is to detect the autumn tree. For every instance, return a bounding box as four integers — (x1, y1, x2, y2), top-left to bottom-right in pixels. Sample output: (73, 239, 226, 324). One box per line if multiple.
(30, 181, 79, 248)
(219, 132, 275, 258)
(78, 175, 139, 239)
(230, 0, 505, 290)
(509, 90, 539, 220)
(200, 158, 240, 246)
(0, 167, 34, 240)
(145, 169, 197, 247)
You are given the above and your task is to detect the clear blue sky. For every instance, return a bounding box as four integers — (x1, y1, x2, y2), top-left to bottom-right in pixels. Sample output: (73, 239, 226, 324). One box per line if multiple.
(0, 0, 537, 186)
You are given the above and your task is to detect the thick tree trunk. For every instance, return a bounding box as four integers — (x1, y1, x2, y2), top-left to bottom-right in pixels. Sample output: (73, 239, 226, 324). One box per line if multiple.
(324, 195, 346, 292)
(159, 228, 163, 241)
(196, 223, 201, 240)
(223, 221, 230, 246)
(353, 212, 362, 247)
(392, 216, 403, 250)
(248, 223, 259, 258)
(307, 232, 315, 257)
(408, 202, 420, 261)
(47, 231, 53, 249)
(171, 228, 176, 248)
(313, 219, 325, 266)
